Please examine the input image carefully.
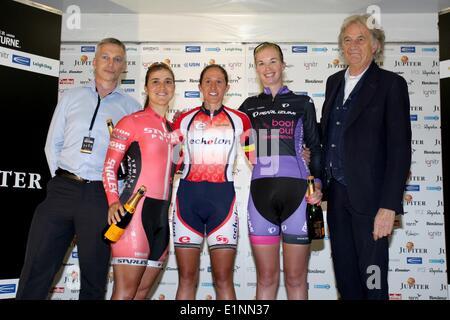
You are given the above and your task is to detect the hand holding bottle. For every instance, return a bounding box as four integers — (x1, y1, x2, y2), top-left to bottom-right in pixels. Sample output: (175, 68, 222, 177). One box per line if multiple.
(108, 201, 125, 225)
(103, 186, 146, 243)
(305, 182, 322, 205)
(306, 176, 325, 240)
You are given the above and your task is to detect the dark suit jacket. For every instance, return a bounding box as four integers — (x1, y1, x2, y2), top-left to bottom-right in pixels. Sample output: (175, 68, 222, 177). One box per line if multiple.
(321, 61, 411, 216)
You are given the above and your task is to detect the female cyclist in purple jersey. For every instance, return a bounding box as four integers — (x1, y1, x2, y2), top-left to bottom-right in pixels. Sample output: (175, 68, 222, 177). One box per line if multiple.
(238, 42, 322, 300)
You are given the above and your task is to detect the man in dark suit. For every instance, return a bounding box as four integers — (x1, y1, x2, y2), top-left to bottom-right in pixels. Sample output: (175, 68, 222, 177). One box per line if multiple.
(321, 14, 411, 299)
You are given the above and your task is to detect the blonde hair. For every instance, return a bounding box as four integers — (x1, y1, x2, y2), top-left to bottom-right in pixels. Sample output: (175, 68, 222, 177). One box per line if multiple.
(338, 14, 385, 63)
(253, 42, 284, 64)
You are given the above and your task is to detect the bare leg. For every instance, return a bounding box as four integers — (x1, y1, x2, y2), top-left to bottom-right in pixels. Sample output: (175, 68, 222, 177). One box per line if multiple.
(251, 243, 280, 300)
(110, 264, 146, 300)
(175, 247, 201, 300)
(134, 266, 162, 300)
(282, 242, 310, 300)
(210, 248, 237, 300)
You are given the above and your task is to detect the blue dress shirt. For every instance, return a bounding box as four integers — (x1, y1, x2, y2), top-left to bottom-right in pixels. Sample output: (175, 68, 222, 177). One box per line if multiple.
(45, 80, 141, 180)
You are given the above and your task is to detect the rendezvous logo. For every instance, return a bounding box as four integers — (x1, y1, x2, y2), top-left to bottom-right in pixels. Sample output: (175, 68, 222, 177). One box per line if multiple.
(312, 47, 328, 52)
(422, 47, 437, 52)
(206, 47, 220, 52)
(313, 284, 331, 289)
(424, 115, 439, 121)
(81, 46, 96, 52)
(429, 259, 445, 264)
(410, 115, 418, 121)
(0, 283, 16, 294)
(185, 46, 201, 53)
(201, 282, 214, 287)
(184, 91, 200, 98)
(12, 54, 30, 66)
(401, 46, 416, 53)
(292, 46, 308, 53)
(426, 186, 442, 191)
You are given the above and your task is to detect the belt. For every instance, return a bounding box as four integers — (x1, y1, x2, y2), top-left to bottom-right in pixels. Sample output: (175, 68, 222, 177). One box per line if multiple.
(55, 168, 94, 183)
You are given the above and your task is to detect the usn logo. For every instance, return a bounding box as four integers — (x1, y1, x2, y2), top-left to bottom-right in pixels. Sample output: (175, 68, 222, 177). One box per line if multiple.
(185, 46, 201, 53)
(185, 91, 200, 98)
(12, 54, 31, 66)
(292, 46, 308, 53)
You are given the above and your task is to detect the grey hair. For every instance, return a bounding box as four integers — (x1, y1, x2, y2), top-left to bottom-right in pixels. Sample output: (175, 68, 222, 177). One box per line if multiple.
(338, 14, 385, 63)
(96, 37, 126, 54)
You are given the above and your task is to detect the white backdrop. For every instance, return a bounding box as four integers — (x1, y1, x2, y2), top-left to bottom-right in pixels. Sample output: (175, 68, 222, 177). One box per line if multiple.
(49, 42, 447, 300)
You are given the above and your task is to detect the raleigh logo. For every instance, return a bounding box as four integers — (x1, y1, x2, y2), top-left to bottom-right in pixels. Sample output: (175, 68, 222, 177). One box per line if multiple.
(185, 46, 201, 53)
(292, 46, 308, 53)
(81, 46, 95, 52)
(0, 283, 16, 294)
(185, 91, 200, 98)
(12, 54, 30, 66)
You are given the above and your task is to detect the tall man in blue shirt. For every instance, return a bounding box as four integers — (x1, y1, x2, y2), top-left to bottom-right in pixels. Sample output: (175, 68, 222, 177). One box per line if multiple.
(16, 38, 141, 299)
(320, 15, 411, 299)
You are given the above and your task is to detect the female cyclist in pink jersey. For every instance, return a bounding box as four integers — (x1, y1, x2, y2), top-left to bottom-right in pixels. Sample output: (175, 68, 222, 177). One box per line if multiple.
(172, 64, 254, 300)
(102, 62, 178, 300)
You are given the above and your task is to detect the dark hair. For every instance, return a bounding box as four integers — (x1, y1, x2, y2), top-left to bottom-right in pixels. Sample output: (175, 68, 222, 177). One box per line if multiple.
(199, 64, 228, 85)
(144, 62, 175, 107)
(253, 42, 284, 63)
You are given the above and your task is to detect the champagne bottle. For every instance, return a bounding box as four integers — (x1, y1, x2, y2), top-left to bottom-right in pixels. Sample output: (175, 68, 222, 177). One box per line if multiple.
(103, 185, 146, 243)
(106, 118, 128, 180)
(306, 176, 325, 240)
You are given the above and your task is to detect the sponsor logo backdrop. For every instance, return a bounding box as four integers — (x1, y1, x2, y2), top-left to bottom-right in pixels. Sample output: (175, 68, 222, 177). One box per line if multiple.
(49, 42, 446, 300)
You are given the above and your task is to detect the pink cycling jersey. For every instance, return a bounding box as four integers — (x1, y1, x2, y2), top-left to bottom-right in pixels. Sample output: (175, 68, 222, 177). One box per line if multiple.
(103, 107, 179, 204)
(102, 107, 179, 267)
